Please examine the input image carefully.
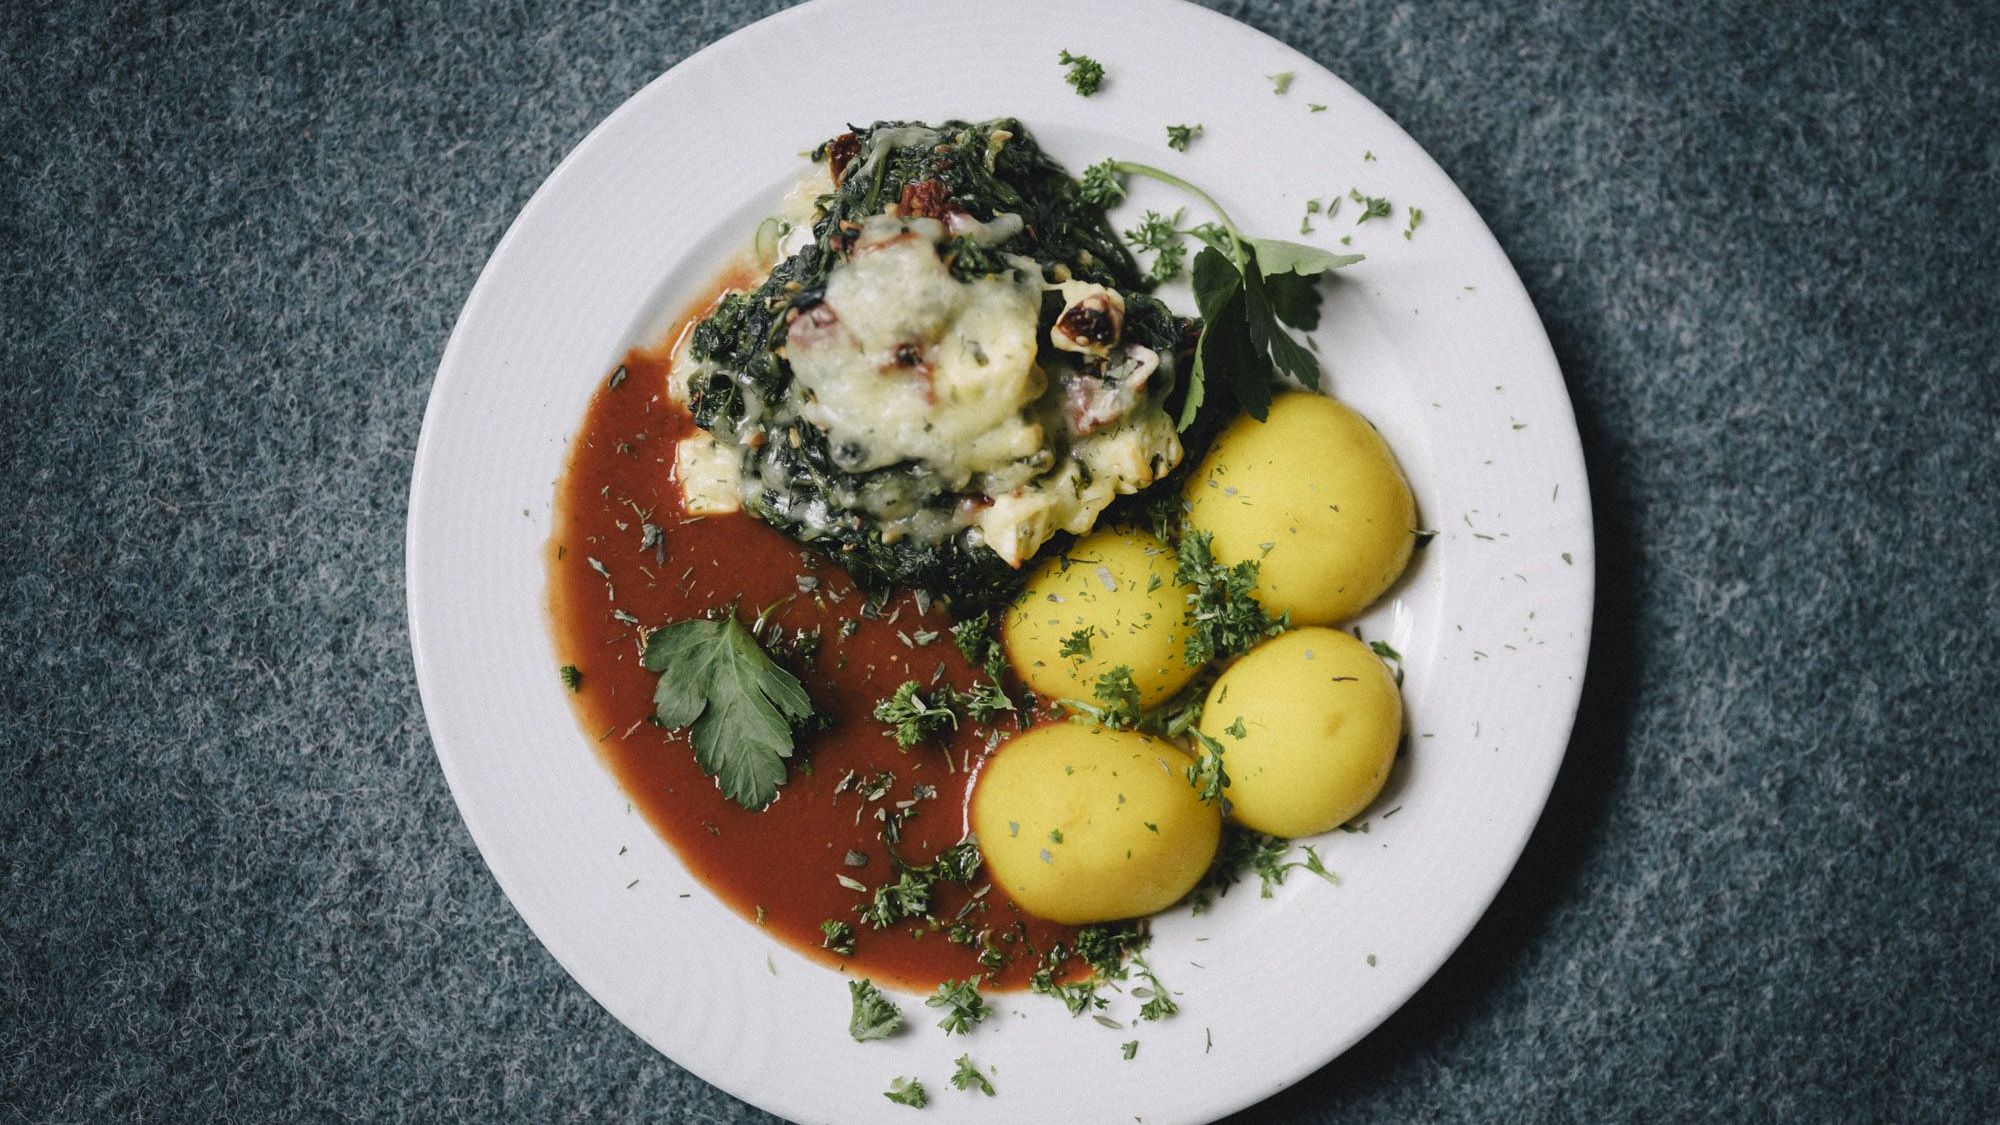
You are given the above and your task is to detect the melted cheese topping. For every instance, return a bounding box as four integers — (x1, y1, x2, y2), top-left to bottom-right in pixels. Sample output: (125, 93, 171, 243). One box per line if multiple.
(674, 429, 744, 515)
(971, 408, 1182, 567)
(787, 215, 1047, 484)
(684, 190, 1186, 570)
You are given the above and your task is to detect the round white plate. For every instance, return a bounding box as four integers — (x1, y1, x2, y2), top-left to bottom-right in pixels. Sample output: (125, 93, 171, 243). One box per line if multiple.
(408, 1, 1594, 1121)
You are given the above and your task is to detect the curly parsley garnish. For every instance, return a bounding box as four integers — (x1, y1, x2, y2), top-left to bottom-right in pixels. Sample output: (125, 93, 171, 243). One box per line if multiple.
(874, 681, 960, 748)
(1123, 208, 1189, 282)
(1078, 158, 1126, 207)
(1059, 49, 1105, 95)
(1165, 123, 1203, 151)
(1059, 626, 1096, 661)
(1191, 828, 1342, 912)
(641, 615, 817, 811)
(1176, 530, 1289, 665)
(849, 979, 905, 1042)
(821, 919, 856, 957)
(1061, 665, 1144, 729)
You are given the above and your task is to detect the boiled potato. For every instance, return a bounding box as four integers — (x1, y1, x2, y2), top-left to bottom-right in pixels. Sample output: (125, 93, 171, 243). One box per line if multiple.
(972, 723, 1220, 924)
(1196, 627, 1401, 837)
(1183, 392, 1416, 626)
(1002, 528, 1196, 707)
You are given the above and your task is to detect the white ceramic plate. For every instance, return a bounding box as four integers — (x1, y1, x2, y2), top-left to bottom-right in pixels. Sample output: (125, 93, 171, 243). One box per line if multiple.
(408, 1, 1594, 1121)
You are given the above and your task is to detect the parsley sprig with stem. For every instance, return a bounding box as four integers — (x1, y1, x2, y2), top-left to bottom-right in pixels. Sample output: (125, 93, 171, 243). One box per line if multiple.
(1186, 729, 1231, 804)
(1090, 162, 1364, 426)
(1133, 955, 1180, 1021)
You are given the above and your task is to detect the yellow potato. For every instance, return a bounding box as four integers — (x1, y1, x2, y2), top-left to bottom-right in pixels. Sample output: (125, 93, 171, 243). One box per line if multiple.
(1183, 392, 1416, 626)
(972, 723, 1221, 924)
(1002, 528, 1196, 708)
(1196, 627, 1402, 837)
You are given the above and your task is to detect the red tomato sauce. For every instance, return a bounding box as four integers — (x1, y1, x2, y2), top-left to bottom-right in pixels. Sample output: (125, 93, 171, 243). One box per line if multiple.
(547, 275, 1079, 991)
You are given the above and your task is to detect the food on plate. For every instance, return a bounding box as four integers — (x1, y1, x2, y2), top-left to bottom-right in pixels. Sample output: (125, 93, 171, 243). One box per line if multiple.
(550, 115, 1420, 1019)
(669, 119, 1194, 604)
(1183, 391, 1416, 625)
(970, 723, 1220, 924)
(1194, 628, 1403, 836)
(1000, 527, 1197, 708)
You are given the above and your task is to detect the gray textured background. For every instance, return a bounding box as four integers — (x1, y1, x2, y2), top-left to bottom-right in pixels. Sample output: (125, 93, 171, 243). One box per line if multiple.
(4, 0, 1996, 1121)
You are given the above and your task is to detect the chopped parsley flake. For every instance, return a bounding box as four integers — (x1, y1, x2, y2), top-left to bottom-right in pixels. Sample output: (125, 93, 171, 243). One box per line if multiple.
(821, 919, 856, 956)
(1350, 188, 1392, 223)
(1063, 665, 1143, 729)
(927, 976, 991, 1035)
(1267, 71, 1294, 94)
(558, 664, 582, 691)
(1404, 205, 1424, 239)
(950, 1054, 995, 1095)
(883, 1077, 928, 1108)
(1165, 123, 1203, 152)
(1059, 626, 1096, 661)
(849, 979, 904, 1041)
(962, 679, 1016, 724)
(1122, 1040, 1140, 1059)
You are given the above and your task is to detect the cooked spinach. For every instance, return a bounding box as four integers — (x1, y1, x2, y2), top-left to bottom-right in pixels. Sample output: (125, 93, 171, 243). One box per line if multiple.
(684, 120, 1212, 608)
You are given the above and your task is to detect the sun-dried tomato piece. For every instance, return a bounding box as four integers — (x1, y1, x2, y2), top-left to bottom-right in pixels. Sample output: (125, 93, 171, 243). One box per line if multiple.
(825, 132, 861, 186)
(897, 180, 955, 220)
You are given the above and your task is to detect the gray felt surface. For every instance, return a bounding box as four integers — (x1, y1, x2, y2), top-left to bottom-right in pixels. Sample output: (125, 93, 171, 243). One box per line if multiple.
(3, 0, 1996, 1121)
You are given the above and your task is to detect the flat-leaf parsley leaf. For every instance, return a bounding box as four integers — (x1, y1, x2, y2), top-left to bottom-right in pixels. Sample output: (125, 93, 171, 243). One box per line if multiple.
(642, 615, 816, 810)
(1088, 162, 1363, 426)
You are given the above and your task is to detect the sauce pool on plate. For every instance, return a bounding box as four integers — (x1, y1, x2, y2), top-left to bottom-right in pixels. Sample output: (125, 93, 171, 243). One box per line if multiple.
(547, 280, 1080, 991)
